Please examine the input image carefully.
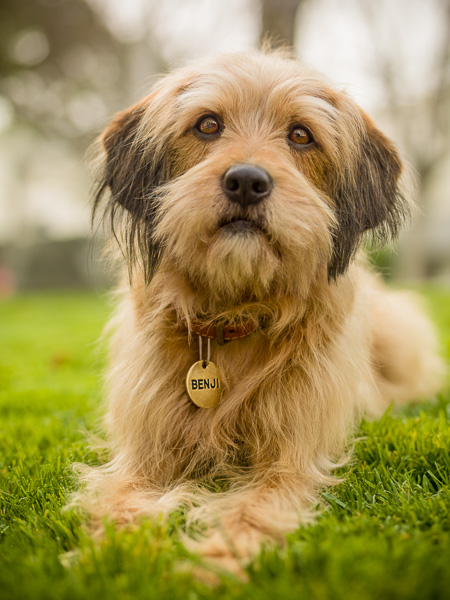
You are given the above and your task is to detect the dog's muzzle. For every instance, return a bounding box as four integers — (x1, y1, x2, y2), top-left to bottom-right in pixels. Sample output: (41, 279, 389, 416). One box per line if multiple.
(221, 164, 272, 208)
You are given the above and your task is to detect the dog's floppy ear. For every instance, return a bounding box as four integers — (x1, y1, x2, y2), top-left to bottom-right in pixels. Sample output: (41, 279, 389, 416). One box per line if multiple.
(98, 97, 167, 212)
(328, 112, 410, 280)
(93, 95, 168, 281)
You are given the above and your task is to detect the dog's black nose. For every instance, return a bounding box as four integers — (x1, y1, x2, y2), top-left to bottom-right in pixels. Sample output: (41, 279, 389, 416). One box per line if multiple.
(222, 164, 272, 207)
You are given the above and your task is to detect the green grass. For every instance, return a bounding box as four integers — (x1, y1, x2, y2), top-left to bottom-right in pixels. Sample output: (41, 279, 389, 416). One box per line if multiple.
(0, 288, 449, 600)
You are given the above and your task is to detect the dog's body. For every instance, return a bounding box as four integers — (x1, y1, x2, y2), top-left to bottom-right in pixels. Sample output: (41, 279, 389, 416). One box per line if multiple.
(79, 50, 443, 571)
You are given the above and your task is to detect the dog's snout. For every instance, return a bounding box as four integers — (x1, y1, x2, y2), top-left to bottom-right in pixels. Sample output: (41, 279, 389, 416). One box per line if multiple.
(222, 164, 272, 207)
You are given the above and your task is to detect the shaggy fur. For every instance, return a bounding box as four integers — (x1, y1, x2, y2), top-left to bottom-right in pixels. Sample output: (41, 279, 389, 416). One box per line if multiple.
(78, 49, 444, 575)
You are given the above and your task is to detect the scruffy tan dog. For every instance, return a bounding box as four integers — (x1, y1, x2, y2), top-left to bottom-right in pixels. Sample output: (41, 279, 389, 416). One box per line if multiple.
(79, 49, 443, 574)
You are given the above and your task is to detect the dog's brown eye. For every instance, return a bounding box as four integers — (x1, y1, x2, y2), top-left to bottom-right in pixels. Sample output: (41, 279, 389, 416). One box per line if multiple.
(288, 126, 313, 146)
(196, 115, 220, 135)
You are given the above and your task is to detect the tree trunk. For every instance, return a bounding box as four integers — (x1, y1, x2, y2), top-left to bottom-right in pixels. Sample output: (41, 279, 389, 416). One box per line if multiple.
(260, 0, 303, 47)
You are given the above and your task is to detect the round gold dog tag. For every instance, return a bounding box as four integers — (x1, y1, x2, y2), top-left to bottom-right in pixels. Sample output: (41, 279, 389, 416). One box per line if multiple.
(186, 361, 222, 408)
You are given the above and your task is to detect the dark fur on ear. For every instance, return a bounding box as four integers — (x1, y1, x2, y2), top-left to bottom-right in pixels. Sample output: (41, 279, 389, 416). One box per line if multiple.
(328, 114, 410, 280)
(92, 101, 168, 282)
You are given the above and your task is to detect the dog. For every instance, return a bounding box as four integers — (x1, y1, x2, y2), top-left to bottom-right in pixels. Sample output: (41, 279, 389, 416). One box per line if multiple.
(77, 48, 444, 575)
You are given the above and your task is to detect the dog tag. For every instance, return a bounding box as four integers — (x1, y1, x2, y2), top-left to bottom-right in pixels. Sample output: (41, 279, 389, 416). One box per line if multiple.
(186, 361, 222, 408)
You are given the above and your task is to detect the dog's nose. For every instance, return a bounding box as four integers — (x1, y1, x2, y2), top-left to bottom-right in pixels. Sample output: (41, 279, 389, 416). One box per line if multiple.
(222, 164, 272, 207)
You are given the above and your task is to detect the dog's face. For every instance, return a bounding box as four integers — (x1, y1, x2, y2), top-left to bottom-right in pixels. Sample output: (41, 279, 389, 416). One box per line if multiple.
(95, 51, 408, 303)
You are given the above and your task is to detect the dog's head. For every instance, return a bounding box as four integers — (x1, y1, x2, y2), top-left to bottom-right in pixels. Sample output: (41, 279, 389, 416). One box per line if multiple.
(94, 50, 409, 302)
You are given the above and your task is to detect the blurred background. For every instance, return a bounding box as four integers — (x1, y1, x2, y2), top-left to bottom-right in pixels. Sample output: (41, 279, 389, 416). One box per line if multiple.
(1, 0, 449, 294)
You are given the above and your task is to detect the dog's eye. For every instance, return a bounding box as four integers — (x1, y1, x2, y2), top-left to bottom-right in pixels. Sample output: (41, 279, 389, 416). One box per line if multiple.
(195, 115, 220, 136)
(288, 126, 313, 146)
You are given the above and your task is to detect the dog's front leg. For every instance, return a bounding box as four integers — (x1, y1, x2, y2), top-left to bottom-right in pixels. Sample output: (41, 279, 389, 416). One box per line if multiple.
(186, 475, 311, 576)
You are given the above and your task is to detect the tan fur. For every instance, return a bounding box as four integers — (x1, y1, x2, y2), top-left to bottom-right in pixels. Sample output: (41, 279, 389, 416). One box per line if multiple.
(76, 49, 445, 575)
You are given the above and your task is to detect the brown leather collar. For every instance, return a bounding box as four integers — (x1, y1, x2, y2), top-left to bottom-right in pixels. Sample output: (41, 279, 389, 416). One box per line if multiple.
(190, 318, 258, 345)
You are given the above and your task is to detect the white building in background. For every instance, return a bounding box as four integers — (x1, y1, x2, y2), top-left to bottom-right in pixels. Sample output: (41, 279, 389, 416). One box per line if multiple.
(0, 127, 91, 244)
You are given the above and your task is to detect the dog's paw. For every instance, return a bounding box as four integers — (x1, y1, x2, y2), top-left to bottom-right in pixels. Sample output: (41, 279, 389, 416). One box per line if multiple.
(182, 527, 267, 582)
(179, 557, 248, 585)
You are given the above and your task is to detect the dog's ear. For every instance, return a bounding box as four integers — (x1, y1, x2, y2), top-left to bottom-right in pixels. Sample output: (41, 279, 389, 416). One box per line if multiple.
(96, 95, 167, 213)
(93, 95, 168, 281)
(328, 112, 410, 280)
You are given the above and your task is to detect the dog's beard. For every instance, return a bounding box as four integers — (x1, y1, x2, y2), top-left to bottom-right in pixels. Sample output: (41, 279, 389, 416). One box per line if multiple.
(154, 178, 281, 303)
(153, 168, 333, 305)
(205, 222, 280, 301)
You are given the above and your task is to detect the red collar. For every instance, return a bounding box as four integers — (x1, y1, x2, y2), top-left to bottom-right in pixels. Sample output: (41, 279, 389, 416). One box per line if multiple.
(189, 318, 258, 345)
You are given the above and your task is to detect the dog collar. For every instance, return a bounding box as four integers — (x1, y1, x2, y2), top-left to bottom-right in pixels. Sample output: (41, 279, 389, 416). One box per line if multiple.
(185, 318, 257, 408)
(189, 318, 258, 345)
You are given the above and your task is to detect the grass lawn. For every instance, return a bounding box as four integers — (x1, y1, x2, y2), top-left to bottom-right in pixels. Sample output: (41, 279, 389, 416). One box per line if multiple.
(0, 287, 449, 599)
